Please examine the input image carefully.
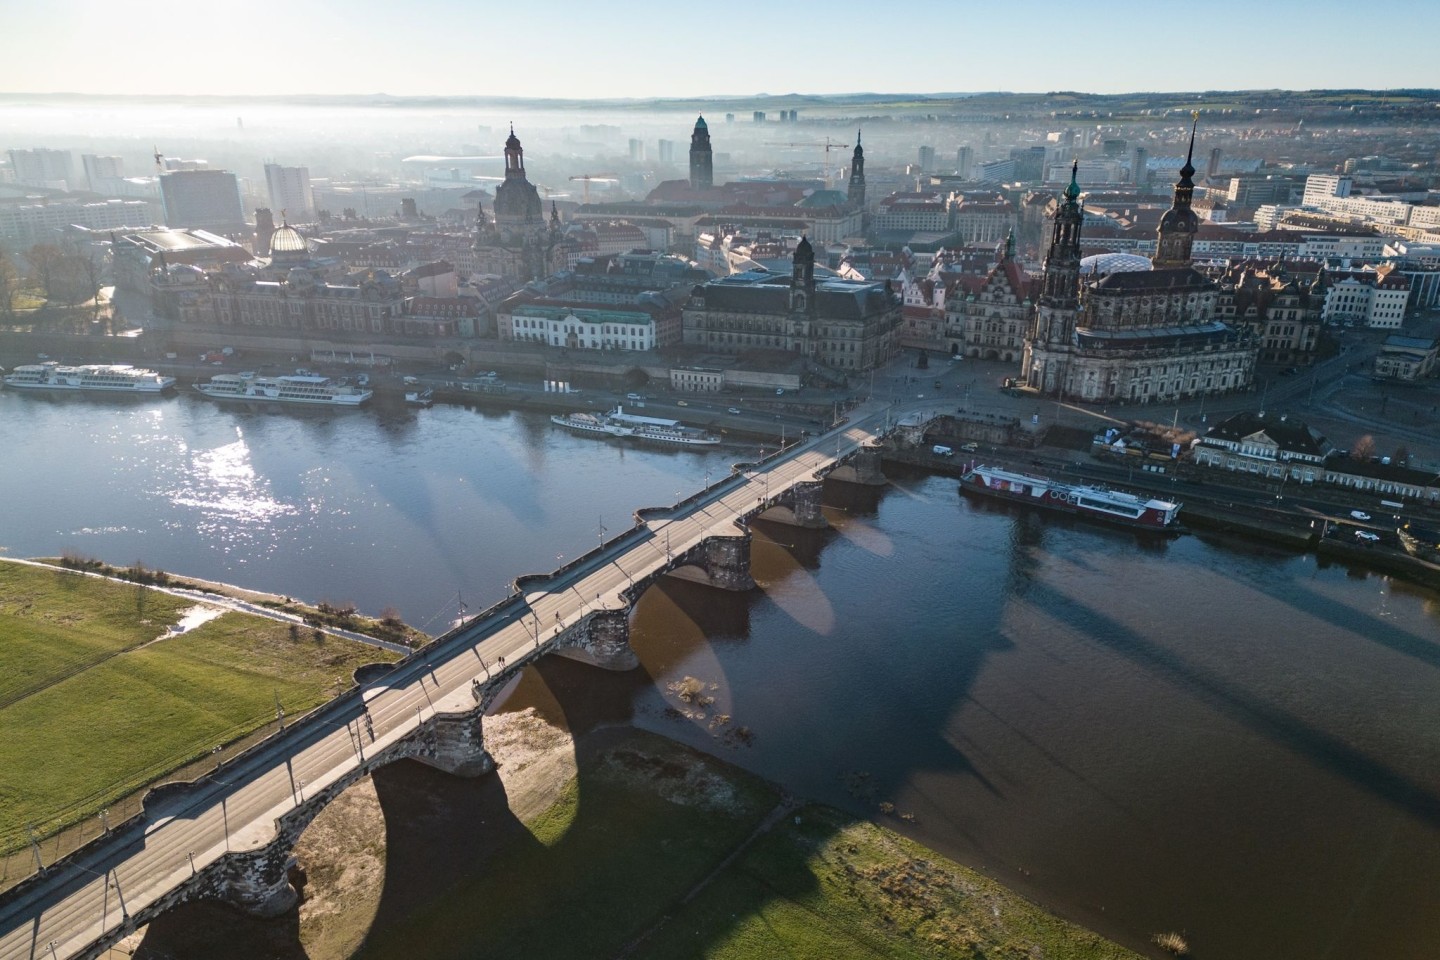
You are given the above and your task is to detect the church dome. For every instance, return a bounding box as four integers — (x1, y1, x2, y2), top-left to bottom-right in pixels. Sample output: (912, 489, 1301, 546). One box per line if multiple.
(269, 224, 307, 255)
(1080, 252, 1152, 275)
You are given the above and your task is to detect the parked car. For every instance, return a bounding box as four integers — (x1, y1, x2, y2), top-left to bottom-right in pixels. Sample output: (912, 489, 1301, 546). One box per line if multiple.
(676, 400, 688, 406)
(960, 442, 979, 452)
(727, 407, 741, 414)
(1355, 530, 1380, 542)
(1350, 510, 1371, 521)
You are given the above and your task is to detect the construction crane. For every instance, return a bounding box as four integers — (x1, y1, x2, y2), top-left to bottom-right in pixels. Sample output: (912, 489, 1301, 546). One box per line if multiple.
(153, 146, 165, 175)
(568, 173, 619, 205)
(763, 138, 851, 184)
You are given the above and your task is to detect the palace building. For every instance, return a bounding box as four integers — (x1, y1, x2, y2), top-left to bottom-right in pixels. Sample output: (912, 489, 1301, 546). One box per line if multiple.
(682, 236, 901, 373)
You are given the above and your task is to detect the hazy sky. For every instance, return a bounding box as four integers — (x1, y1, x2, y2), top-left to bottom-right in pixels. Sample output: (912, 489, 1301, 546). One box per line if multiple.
(5, 0, 1438, 99)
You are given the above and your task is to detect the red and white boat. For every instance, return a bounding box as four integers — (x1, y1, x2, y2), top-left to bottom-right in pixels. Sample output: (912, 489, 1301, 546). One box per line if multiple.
(960, 464, 1182, 531)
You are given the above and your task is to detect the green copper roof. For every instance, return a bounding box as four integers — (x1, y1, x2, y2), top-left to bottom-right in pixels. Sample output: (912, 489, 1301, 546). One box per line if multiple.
(695, 115, 707, 129)
(1064, 161, 1080, 200)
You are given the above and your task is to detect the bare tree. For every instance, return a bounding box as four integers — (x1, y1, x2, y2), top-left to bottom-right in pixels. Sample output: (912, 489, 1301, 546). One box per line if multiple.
(1351, 435, 1376, 461)
(0, 247, 17, 319)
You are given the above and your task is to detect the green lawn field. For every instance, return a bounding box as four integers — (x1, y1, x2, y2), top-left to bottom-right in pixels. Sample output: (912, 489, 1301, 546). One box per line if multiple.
(0, 561, 397, 849)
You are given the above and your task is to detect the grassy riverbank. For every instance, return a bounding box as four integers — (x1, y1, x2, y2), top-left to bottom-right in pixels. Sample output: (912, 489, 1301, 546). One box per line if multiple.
(0, 560, 398, 853)
(352, 727, 1147, 960)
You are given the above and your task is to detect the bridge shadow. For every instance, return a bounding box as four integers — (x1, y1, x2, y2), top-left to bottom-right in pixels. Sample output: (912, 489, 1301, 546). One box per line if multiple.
(125, 474, 1224, 960)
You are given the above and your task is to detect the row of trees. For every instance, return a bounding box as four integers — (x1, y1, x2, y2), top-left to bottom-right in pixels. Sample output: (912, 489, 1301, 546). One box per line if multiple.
(0, 242, 107, 322)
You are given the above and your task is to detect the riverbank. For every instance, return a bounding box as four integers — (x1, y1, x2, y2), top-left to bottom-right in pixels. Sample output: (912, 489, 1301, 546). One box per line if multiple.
(109, 715, 1149, 960)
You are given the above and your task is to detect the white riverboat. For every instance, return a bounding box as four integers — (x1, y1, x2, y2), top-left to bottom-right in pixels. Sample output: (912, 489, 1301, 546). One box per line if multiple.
(550, 405, 720, 447)
(2, 361, 175, 394)
(194, 372, 372, 407)
(960, 464, 1183, 531)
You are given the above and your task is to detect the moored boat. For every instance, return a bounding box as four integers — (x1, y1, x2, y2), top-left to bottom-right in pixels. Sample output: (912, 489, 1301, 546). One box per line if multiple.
(3, 361, 175, 394)
(550, 405, 719, 447)
(194, 372, 372, 407)
(405, 388, 434, 407)
(960, 464, 1183, 531)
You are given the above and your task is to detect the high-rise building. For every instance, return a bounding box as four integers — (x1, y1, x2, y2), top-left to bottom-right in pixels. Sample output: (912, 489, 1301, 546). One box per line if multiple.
(8, 148, 75, 190)
(917, 146, 936, 172)
(689, 115, 713, 190)
(1131, 147, 1149, 191)
(847, 130, 866, 208)
(159, 169, 245, 234)
(1102, 139, 1128, 157)
(263, 163, 314, 221)
(1207, 147, 1223, 179)
(752, 111, 765, 123)
(628, 139, 646, 163)
(81, 155, 124, 192)
(657, 139, 676, 164)
(955, 146, 974, 179)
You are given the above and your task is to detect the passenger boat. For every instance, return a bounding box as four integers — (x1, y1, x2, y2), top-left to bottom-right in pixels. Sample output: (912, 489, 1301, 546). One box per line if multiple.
(194, 372, 372, 407)
(2, 361, 175, 393)
(405, 388, 434, 407)
(1397, 522, 1440, 563)
(960, 464, 1182, 531)
(550, 405, 720, 447)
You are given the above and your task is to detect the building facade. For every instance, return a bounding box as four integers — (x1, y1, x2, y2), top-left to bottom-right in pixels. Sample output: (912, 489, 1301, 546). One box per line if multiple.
(682, 237, 901, 373)
(944, 233, 1032, 362)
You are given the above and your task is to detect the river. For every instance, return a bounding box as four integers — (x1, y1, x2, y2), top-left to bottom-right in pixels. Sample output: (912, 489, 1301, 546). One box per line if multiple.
(2, 390, 1437, 958)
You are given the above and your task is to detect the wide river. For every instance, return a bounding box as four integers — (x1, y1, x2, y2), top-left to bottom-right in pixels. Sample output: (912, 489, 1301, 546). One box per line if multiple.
(2, 390, 1438, 959)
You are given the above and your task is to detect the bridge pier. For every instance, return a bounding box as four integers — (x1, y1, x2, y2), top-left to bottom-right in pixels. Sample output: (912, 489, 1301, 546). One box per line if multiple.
(554, 609, 638, 671)
(786, 480, 829, 528)
(703, 534, 756, 591)
(831, 447, 887, 486)
(207, 848, 298, 919)
(412, 711, 493, 777)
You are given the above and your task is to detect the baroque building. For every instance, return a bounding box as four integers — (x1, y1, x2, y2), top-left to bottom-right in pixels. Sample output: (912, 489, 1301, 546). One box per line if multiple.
(1020, 129, 1257, 405)
(472, 127, 562, 283)
(682, 237, 902, 373)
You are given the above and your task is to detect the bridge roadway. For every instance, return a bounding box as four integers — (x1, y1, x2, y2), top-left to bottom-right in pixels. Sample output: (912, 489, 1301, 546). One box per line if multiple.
(0, 398, 928, 960)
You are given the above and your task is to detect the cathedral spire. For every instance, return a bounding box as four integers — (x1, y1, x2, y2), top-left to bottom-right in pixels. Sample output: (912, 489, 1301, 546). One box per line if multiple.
(1154, 112, 1200, 269)
(847, 128, 866, 208)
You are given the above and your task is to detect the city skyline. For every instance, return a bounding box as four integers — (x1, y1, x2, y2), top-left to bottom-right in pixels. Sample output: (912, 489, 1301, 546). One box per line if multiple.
(5, 0, 1440, 99)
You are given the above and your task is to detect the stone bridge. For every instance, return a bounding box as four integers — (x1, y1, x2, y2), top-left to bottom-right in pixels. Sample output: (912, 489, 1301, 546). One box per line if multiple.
(0, 408, 906, 960)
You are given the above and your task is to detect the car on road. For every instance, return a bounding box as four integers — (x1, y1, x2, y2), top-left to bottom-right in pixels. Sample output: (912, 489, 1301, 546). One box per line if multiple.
(1350, 510, 1371, 521)
(960, 442, 979, 452)
(676, 400, 688, 406)
(1354, 530, 1380, 542)
(727, 407, 741, 414)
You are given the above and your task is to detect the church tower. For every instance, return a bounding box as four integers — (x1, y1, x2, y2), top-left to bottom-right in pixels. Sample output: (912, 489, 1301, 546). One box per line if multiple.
(1154, 114, 1200, 269)
(790, 235, 817, 316)
(689, 115, 713, 190)
(1022, 162, 1085, 393)
(1039, 162, 1084, 313)
(847, 129, 866, 208)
